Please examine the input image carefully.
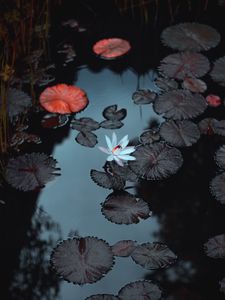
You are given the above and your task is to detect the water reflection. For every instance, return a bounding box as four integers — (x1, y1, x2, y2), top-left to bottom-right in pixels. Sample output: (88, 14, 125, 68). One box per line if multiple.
(9, 208, 62, 300)
(38, 67, 162, 299)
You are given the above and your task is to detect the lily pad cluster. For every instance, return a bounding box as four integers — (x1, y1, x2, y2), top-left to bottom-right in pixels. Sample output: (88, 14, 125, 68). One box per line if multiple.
(51, 235, 176, 291)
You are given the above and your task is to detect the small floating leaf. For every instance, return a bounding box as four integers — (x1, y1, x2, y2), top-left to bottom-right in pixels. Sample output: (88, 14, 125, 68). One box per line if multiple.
(182, 77, 207, 93)
(132, 89, 156, 105)
(100, 120, 124, 129)
(139, 129, 160, 144)
(215, 145, 225, 169)
(71, 117, 100, 131)
(131, 242, 177, 269)
(111, 240, 137, 257)
(101, 191, 151, 225)
(128, 143, 183, 180)
(211, 56, 225, 86)
(160, 120, 200, 147)
(153, 89, 207, 120)
(118, 280, 162, 300)
(210, 173, 225, 204)
(158, 52, 210, 80)
(93, 38, 131, 60)
(161, 23, 221, 52)
(5, 153, 60, 191)
(75, 131, 98, 147)
(102, 105, 127, 121)
(206, 94, 222, 107)
(90, 169, 125, 190)
(204, 234, 225, 258)
(51, 237, 114, 284)
(41, 113, 69, 129)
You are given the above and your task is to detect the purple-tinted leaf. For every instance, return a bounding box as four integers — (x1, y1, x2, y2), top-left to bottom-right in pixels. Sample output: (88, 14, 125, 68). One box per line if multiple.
(132, 89, 156, 105)
(160, 120, 200, 147)
(210, 173, 225, 204)
(204, 234, 225, 258)
(101, 191, 152, 225)
(71, 117, 100, 131)
(215, 145, 225, 169)
(182, 77, 207, 93)
(100, 119, 124, 129)
(90, 169, 125, 190)
(75, 131, 98, 147)
(131, 242, 177, 269)
(161, 23, 220, 52)
(111, 240, 137, 257)
(153, 89, 207, 120)
(211, 56, 225, 86)
(128, 143, 183, 180)
(5, 153, 60, 191)
(118, 280, 162, 300)
(155, 77, 178, 92)
(158, 52, 210, 80)
(139, 129, 160, 144)
(103, 105, 127, 121)
(51, 237, 114, 284)
(107, 161, 139, 183)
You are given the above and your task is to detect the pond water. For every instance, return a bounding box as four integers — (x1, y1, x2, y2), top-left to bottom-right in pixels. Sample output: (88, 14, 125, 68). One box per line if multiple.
(2, 1, 225, 300)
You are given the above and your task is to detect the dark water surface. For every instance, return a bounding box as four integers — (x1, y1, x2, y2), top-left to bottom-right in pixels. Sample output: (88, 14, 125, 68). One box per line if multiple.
(2, 1, 225, 300)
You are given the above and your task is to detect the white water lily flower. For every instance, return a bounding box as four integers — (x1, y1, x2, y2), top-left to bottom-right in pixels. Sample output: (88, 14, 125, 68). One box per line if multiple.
(98, 132, 136, 166)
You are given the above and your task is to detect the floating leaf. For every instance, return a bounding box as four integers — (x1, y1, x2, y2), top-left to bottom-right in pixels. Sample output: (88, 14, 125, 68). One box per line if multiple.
(90, 169, 125, 190)
(131, 242, 177, 269)
(161, 23, 221, 52)
(132, 89, 156, 105)
(102, 105, 127, 121)
(158, 52, 210, 80)
(5, 153, 60, 191)
(118, 280, 162, 300)
(153, 89, 207, 120)
(155, 77, 178, 92)
(2, 88, 32, 121)
(160, 120, 200, 147)
(199, 119, 225, 137)
(86, 295, 118, 300)
(211, 56, 225, 86)
(107, 161, 139, 183)
(41, 113, 69, 129)
(215, 145, 225, 169)
(39, 84, 89, 114)
(51, 237, 114, 284)
(101, 191, 151, 225)
(71, 117, 100, 131)
(100, 120, 124, 129)
(206, 94, 222, 107)
(93, 38, 131, 60)
(204, 234, 225, 258)
(139, 129, 160, 144)
(128, 143, 183, 180)
(182, 77, 207, 93)
(210, 173, 225, 204)
(219, 278, 225, 294)
(111, 240, 137, 257)
(75, 131, 98, 147)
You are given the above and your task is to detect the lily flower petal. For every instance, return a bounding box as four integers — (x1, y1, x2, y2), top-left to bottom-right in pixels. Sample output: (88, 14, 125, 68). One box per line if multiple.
(106, 155, 114, 161)
(114, 156, 124, 166)
(118, 135, 129, 149)
(111, 132, 117, 148)
(117, 154, 136, 161)
(98, 146, 111, 154)
(105, 135, 113, 149)
(119, 146, 136, 155)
